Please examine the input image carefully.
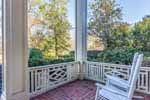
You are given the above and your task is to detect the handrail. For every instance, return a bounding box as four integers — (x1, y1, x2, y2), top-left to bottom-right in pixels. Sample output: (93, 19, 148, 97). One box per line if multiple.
(86, 61, 131, 68)
(29, 61, 79, 70)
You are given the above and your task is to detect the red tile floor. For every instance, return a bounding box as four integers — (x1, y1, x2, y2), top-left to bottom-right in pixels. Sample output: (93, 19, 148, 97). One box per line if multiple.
(31, 80, 150, 100)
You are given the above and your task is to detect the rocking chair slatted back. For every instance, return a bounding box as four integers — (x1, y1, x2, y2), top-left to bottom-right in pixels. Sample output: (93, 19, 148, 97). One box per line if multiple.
(129, 52, 139, 84)
(128, 54, 143, 100)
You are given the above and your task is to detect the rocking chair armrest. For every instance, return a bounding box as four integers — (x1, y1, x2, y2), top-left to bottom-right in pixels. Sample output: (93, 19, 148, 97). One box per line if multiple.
(96, 83, 128, 97)
(112, 69, 124, 75)
(95, 83, 105, 88)
(112, 69, 128, 78)
(103, 87, 128, 97)
(106, 75, 127, 83)
(106, 75, 130, 88)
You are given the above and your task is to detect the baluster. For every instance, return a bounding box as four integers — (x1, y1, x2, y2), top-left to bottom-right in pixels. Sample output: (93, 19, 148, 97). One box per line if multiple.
(31, 70, 34, 93)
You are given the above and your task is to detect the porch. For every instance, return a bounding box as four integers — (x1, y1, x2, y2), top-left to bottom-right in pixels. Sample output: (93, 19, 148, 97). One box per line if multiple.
(30, 80, 150, 100)
(29, 61, 150, 100)
(30, 80, 96, 100)
(0, 0, 150, 100)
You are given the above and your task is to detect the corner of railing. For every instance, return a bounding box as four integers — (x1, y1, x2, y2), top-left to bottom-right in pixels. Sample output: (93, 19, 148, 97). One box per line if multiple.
(77, 61, 86, 80)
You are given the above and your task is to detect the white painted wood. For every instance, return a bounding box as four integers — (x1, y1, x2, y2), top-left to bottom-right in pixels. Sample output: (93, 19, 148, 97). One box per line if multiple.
(29, 62, 80, 98)
(105, 53, 139, 91)
(85, 61, 150, 94)
(75, 0, 87, 80)
(95, 54, 144, 100)
(129, 52, 139, 84)
(1, 0, 28, 99)
(136, 67, 150, 94)
(28, 59, 150, 98)
(85, 61, 130, 83)
(128, 54, 143, 100)
(75, 0, 87, 62)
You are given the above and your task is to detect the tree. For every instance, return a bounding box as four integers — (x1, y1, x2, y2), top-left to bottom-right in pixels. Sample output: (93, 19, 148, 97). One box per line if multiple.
(132, 15, 150, 51)
(88, 0, 122, 48)
(28, 0, 44, 48)
(39, 0, 71, 58)
(30, 32, 45, 49)
(111, 22, 133, 48)
(29, 0, 71, 59)
(88, 35, 104, 51)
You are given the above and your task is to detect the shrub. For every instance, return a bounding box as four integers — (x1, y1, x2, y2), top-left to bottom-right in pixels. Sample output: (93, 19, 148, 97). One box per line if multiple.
(28, 48, 75, 67)
(87, 48, 142, 65)
(98, 48, 142, 64)
(28, 48, 45, 67)
(87, 50, 101, 62)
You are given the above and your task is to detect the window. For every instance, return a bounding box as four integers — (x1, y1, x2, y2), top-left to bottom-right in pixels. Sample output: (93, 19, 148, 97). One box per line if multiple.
(28, 0, 76, 67)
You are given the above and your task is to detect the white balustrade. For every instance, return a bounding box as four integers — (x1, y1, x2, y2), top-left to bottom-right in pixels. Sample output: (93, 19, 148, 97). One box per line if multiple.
(29, 62, 80, 97)
(29, 61, 150, 98)
(136, 67, 150, 94)
(85, 61, 150, 95)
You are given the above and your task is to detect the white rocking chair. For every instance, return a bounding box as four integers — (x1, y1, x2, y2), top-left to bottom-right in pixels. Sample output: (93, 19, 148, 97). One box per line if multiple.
(95, 54, 143, 100)
(106, 52, 139, 91)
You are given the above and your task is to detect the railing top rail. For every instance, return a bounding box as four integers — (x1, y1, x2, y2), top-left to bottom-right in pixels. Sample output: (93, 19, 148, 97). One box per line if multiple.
(140, 67, 150, 70)
(86, 61, 150, 70)
(28, 61, 79, 70)
(86, 61, 131, 68)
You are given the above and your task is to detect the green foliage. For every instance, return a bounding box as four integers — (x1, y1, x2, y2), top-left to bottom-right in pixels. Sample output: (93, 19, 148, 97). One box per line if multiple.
(88, 0, 150, 50)
(28, 48, 74, 67)
(28, 0, 74, 67)
(29, 0, 71, 59)
(88, 0, 122, 47)
(143, 52, 150, 61)
(132, 16, 150, 51)
(38, 0, 71, 58)
(98, 48, 141, 64)
(110, 23, 133, 48)
(87, 48, 141, 65)
(28, 0, 150, 67)
(29, 48, 43, 58)
(28, 48, 45, 66)
(87, 51, 101, 62)
(88, 0, 150, 64)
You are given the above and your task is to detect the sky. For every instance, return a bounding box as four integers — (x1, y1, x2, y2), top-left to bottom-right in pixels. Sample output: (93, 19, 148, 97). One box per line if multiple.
(0, 0, 150, 27)
(68, 0, 150, 26)
(68, 0, 75, 27)
(117, 0, 150, 24)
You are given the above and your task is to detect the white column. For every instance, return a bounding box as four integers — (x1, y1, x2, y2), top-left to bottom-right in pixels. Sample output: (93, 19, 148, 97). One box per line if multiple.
(75, 0, 87, 79)
(1, 0, 28, 100)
